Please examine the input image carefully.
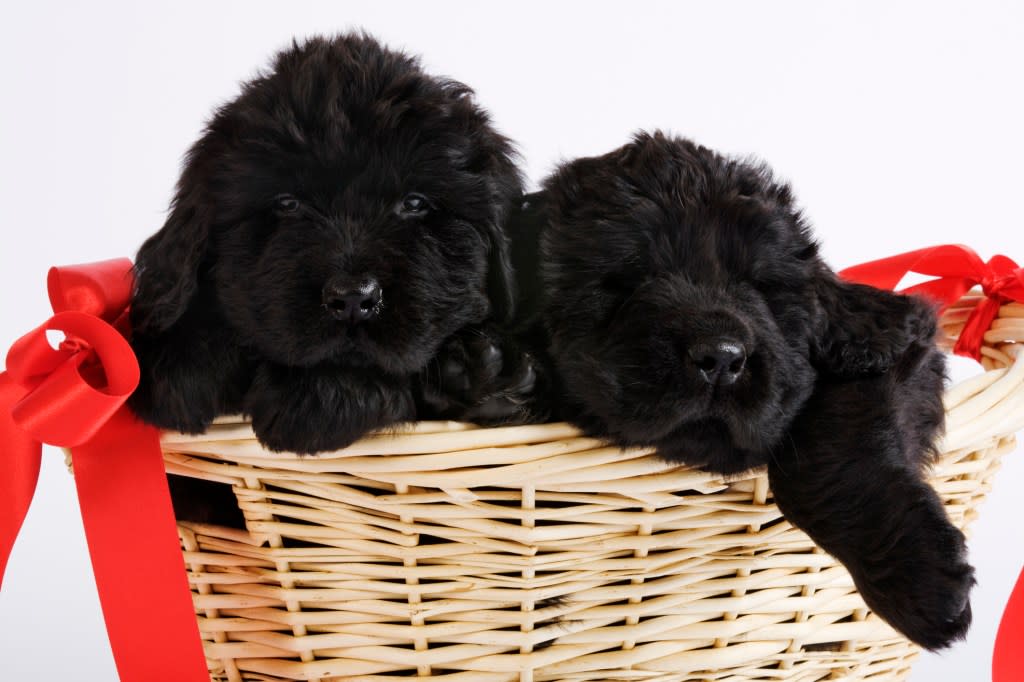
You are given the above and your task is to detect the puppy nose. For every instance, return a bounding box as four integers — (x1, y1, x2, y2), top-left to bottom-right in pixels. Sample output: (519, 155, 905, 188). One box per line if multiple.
(689, 341, 747, 386)
(322, 278, 382, 322)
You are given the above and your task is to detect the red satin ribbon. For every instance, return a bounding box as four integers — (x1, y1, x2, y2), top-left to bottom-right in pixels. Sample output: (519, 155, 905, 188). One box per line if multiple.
(995, 570, 1024, 681)
(841, 244, 1024, 680)
(839, 243, 1024, 361)
(1, 259, 208, 682)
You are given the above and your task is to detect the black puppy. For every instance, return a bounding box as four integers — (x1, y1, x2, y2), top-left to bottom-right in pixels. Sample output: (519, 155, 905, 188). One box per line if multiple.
(511, 131, 971, 648)
(129, 33, 525, 454)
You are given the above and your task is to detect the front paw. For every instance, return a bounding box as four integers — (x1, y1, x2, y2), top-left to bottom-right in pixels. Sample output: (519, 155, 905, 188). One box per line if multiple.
(246, 365, 414, 454)
(129, 357, 222, 434)
(849, 508, 974, 650)
(128, 324, 247, 433)
(249, 395, 354, 454)
(419, 327, 537, 423)
(129, 380, 214, 434)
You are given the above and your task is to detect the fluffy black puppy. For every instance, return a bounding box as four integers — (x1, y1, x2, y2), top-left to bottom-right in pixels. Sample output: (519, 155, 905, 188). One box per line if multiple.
(129, 33, 523, 454)
(513, 131, 971, 648)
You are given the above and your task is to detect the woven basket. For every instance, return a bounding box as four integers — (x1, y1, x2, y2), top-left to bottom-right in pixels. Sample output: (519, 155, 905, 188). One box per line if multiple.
(164, 293, 1024, 682)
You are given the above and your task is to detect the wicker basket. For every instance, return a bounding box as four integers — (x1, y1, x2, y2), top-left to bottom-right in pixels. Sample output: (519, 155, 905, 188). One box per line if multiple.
(163, 293, 1024, 682)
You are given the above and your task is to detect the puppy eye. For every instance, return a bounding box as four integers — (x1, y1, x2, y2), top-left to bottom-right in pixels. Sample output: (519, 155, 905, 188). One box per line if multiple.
(275, 194, 300, 214)
(398, 193, 431, 216)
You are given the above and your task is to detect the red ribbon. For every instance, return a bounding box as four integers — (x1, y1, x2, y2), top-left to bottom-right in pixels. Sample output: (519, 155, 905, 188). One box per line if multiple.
(839, 243, 1024, 362)
(841, 244, 1024, 679)
(995, 570, 1024, 682)
(1, 260, 208, 682)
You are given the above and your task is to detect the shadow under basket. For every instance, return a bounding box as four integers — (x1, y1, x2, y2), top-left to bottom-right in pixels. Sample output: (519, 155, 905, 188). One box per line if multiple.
(163, 294, 1024, 682)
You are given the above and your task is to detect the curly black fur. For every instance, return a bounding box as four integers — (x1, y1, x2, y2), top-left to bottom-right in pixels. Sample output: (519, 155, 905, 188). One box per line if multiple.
(128, 33, 523, 453)
(509, 131, 972, 649)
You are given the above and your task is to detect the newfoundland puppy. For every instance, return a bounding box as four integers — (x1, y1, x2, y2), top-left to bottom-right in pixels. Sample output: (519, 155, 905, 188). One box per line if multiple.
(508, 131, 972, 649)
(129, 33, 526, 454)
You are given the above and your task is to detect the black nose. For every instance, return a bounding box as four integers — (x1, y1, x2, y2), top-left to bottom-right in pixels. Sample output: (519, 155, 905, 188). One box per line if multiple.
(322, 278, 382, 322)
(689, 341, 747, 386)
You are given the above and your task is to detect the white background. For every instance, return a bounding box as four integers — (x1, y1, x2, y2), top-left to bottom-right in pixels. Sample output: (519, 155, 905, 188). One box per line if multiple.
(1, 1, 1022, 680)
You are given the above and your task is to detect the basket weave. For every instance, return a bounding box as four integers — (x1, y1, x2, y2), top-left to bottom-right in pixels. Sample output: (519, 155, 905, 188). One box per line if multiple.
(164, 294, 1024, 682)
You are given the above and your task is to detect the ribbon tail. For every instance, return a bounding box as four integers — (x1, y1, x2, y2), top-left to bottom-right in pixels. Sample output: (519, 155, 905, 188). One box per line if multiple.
(994, 567, 1024, 682)
(70, 408, 208, 682)
(953, 297, 1002, 361)
(839, 244, 987, 309)
(0, 372, 43, 588)
(838, 247, 943, 290)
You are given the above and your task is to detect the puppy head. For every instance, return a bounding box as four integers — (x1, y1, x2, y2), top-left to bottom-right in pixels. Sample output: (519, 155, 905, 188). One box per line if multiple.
(542, 132, 838, 472)
(132, 33, 521, 374)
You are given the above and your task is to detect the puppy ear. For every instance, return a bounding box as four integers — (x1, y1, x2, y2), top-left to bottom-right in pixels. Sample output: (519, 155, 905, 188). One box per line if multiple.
(470, 126, 523, 325)
(485, 224, 517, 324)
(131, 161, 213, 335)
(440, 83, 523, 324)
(812, 272, 939, 376)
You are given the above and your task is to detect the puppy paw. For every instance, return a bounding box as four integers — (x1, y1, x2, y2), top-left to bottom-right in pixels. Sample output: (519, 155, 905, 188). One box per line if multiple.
(849, 507, 974, 650)
(128, 322, 248, 434)
(128, 356, 224, 434)
(247, 363, 415, 454)
(419, 327, 537, 423)
(129, 379, 217, 434)
(249, 396, 353, 454)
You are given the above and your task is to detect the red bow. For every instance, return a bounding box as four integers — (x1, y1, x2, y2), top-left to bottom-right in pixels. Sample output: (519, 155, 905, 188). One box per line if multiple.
(1, 260, 208, 682)
(839, 243, 1024, 361)
(842, 245, 1024, 680)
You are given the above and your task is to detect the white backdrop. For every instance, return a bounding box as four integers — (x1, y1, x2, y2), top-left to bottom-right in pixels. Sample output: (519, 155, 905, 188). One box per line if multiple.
(1, 1, 1022, 680)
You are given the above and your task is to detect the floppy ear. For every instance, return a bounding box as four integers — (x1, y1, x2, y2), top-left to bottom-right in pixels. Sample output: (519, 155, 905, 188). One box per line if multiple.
(812, 272, 939, 377)
(437, 83, 523, 325)
(131, 160, 213, 335)
(474, 132, 523, 326)
(484, 223, 517, 324)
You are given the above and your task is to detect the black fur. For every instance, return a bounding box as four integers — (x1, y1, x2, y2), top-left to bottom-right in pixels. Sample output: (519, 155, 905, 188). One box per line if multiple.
(129, 33, 523, 453)
(512, 131, 972, 649)
(414, 325, 538, 423)
(769, 340, 973, 650)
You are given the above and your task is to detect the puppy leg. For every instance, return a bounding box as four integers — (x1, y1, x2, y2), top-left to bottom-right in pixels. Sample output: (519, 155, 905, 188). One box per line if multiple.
(768, 344, 973, 650)
(416, 325, 541, 424)
(245, 362, 416, 454)
(129, 320, 248, 433)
